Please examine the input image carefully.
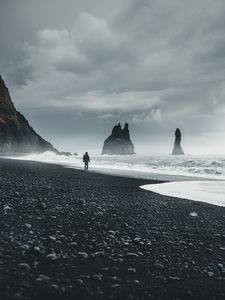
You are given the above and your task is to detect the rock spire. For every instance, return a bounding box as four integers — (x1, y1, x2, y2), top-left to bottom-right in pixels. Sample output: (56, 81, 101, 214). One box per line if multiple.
(172, 128, 184, 155)
(102, 123, 135, 155)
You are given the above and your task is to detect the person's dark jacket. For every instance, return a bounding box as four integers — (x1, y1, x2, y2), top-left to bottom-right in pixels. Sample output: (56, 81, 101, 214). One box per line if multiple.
(83, 154, 90, 163)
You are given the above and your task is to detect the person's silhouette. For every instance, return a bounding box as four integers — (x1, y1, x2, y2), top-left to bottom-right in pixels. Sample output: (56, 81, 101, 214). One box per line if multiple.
(83, 152, 90, 170)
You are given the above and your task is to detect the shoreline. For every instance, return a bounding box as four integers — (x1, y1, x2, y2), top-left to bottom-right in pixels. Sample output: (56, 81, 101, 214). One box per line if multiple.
(5, 155, 224, 208)
(5, 152, 225, 182)
(141, 180, 225, 208)
(1, 158, 225, 299)
(5, 153, 219, 182)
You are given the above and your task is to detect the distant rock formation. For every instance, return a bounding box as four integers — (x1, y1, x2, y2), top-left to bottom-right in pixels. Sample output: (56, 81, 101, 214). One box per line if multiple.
(0, 76, 58, 153)
(59, 151, 72, 156)
(172, 128, 184, 155)
(102, 123, 135, 155)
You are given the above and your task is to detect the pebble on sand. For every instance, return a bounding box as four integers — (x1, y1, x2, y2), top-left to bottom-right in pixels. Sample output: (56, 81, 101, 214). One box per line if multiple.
(17, 263, 31, 272)
(190, 212, 198, 217)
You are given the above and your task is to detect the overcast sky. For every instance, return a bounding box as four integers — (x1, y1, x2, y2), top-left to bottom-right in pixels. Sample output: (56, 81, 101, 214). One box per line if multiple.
(1, 0, 225, 154)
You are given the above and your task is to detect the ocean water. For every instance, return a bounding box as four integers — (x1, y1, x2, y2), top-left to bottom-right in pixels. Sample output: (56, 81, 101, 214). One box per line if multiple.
(8, 151, 225, 180)
(7, 151, 225, 206)
(141, 181, 225, 207)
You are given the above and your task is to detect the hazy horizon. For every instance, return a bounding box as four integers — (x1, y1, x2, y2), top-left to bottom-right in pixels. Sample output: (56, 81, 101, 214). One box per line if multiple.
(1, 0, 225, 155)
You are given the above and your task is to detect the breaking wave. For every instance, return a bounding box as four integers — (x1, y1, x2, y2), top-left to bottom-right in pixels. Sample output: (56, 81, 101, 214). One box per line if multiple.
(7, 151, 225, 180)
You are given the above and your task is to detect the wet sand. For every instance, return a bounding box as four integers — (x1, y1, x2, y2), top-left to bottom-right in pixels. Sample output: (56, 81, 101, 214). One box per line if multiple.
(1, 158, 225, 300)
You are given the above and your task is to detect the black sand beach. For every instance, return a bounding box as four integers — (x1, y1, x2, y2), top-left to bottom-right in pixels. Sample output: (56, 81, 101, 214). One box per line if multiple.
(1, 158, 225, 300)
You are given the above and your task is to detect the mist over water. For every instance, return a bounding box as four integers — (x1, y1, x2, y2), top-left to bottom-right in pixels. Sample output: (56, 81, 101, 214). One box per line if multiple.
(9, 151, 225, 180)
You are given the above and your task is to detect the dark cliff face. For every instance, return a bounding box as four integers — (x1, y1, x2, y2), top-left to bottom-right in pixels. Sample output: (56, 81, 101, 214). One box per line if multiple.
(0, 76, 58, 153)
(102, 123, 135, 155)
(172, 128, 184, 155)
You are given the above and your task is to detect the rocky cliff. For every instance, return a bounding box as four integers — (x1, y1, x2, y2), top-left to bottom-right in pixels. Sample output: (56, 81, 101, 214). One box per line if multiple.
(102, 123, 135, 155)
(172, 128, 184, 155)
(0, 76, 58, 153)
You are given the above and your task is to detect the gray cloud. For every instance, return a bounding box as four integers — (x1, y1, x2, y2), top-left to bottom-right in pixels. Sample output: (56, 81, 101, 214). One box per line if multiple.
(1, 0, 225, 153)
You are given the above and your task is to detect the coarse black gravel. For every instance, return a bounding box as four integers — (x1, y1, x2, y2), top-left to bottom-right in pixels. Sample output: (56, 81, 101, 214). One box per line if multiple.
(1, 158, 225, 300)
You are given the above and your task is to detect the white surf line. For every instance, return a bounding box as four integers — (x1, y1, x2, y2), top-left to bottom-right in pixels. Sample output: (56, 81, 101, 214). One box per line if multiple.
(140, 181, 225, 207)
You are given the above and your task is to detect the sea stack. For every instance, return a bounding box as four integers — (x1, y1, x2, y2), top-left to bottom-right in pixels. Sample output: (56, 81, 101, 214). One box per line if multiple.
(172, 128, 184, 155)
(0, 76, 58, 153)
(102, 123, 135, 155)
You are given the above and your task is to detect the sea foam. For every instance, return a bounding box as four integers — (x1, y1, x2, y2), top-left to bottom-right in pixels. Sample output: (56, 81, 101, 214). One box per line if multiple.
(140, 181, 225, 207)
(8, 151, 225, 180)
(7, 151, 225, 207)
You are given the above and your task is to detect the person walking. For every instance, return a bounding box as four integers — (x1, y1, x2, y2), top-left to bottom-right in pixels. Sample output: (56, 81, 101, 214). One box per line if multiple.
(83, 152, 90, 170)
